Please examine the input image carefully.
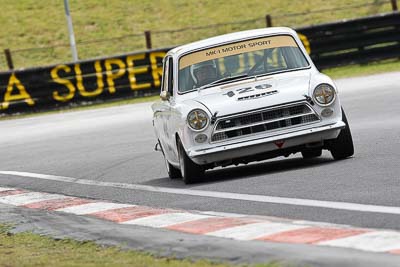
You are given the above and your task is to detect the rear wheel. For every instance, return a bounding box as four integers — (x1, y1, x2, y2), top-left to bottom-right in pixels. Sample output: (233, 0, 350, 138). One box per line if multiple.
(301, 148, 322, 159)
(178, 139, 204, 184)
(329, 109, 354, 160)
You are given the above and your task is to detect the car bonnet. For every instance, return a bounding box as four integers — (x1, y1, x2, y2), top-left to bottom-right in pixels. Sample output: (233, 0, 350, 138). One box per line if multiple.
(190, 71, 312, 117)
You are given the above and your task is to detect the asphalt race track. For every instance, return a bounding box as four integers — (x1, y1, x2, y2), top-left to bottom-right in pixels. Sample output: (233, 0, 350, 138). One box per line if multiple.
(1, 72, 400, 265)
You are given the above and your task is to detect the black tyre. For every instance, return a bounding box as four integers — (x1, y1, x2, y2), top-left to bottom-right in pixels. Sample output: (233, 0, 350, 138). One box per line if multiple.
(178, 140, 204, 184)
(301, 148, 322, 159)
(164, 157, 182, 179)
(159, 140, 181, 179)
(329, 109, 354, 160)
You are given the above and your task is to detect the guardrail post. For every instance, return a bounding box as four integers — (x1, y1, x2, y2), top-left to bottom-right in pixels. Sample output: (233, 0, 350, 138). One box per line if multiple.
(4, 49, 14, 70)
(358, 46, 368, 66)
(393, 0, 400, 60)
(391, 0, 398, 11)
(145, 31, 152, 49)
(265, 14, 273, 27)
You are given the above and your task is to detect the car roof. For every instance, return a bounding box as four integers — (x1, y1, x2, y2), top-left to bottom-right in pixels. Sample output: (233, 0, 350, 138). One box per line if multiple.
(167, 27, 298, 57)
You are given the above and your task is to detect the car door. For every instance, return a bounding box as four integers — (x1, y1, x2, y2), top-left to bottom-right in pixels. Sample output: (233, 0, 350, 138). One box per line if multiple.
(153, 56, 170, 153)
(164, 57, 180, 164)
(155, 56, 177, 163)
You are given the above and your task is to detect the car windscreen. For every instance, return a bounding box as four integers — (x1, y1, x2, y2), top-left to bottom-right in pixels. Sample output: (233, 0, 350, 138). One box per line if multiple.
(178, 35, 309, 92)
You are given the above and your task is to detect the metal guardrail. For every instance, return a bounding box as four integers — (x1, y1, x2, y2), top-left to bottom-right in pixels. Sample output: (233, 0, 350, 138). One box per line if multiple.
(0, 48, 167, 113)
(0, 12, 399, 114)
(297, 11, 400, 69)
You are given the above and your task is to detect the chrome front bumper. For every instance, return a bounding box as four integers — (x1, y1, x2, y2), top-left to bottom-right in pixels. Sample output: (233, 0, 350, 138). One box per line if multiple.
(188, 121, 346, 165)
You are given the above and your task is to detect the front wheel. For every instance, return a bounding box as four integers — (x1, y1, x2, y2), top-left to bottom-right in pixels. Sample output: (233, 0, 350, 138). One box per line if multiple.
(329, 109, 354, 160)
(159, 140, 181, 179)
(178, 140, 204, 184)
(164, 156, 182, 179)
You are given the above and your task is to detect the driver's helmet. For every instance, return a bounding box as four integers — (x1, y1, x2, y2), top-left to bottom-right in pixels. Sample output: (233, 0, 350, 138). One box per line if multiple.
(190, 60, 217, 86)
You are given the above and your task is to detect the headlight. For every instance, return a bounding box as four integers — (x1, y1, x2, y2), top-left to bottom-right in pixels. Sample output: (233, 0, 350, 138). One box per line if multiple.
(187, 109, 208, 131)
(313, 84, 336, 106)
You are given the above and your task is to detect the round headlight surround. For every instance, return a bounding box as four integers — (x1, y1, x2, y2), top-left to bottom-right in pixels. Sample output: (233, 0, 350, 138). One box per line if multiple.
(313, 83, 336, 106)
(187, 109, 209, 131)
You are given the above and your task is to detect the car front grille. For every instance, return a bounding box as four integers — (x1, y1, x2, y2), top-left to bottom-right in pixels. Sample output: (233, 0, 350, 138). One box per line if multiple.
(211, 103, 320, 142)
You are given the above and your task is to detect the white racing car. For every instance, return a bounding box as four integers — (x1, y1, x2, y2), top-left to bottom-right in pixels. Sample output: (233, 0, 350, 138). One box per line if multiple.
(152, 27, 354, 184)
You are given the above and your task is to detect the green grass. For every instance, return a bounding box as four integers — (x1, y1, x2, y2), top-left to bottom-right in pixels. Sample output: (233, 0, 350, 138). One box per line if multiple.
(0, 0, 394, 69)
(0, 224, 281, 267)
(322, 59, 400, 79)
(0, 0, 398, 120)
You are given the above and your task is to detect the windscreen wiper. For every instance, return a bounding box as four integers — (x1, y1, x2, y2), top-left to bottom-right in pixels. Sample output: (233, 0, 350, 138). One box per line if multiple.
(198, 74, 250, 92)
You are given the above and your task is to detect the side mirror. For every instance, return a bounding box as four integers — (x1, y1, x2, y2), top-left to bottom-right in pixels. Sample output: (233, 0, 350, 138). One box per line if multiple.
(160, 91, 171, 101)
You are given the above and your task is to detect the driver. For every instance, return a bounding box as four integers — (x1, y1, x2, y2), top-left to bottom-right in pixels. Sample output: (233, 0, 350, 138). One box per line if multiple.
(190, 60, 218, 87)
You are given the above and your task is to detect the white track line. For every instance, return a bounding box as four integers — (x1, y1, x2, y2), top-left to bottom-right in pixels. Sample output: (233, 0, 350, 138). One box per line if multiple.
(207, 222, 307, 240)
(0, 192, 67, 206)
(2, 170, 400, 215)
(319, 231, 400, 252)
(56, 202, 134, 215)
(122, 213, 212, 227)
